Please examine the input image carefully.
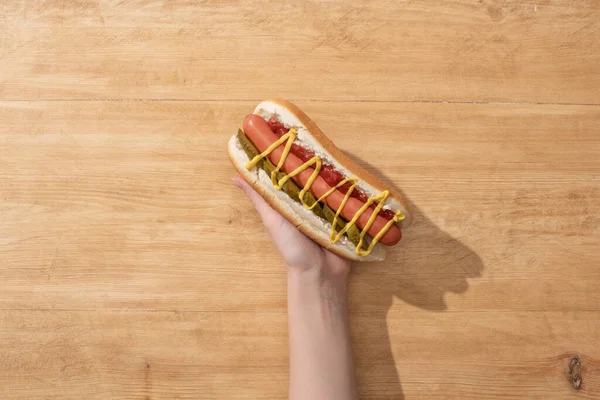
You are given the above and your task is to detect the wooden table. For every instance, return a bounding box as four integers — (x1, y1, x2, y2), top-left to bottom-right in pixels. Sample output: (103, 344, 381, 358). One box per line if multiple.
(1, 1, 599, 399)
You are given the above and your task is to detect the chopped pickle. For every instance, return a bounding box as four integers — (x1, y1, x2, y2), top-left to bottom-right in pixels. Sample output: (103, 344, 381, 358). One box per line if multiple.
(323, 204, 343, 231)
(322, 204, 361, 247)
(303, 191, 325, 220)
(237, 129, 364, 248)
(277, 171, 301, 203)
(237, 129, 261, 167)
(345, 224, 362, 248)
(262, 158, 276, 175)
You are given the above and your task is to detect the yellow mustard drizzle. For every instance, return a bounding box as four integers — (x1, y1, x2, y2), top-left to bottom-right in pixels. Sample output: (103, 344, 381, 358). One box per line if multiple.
(245, 127, 406, 256)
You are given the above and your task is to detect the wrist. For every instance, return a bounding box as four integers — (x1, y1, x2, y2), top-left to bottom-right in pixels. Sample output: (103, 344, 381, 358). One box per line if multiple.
(286, 263, 356, 400)
(287, 267, 348, 301)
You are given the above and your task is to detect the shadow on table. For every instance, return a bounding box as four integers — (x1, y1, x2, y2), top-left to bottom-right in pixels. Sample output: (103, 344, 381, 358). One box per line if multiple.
(344, 151, 485, 399)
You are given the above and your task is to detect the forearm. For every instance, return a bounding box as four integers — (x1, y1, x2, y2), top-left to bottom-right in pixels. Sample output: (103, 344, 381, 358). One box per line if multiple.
(287, 271, 358, 400)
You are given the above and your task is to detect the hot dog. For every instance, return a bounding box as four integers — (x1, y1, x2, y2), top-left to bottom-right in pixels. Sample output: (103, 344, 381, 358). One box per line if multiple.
(243, 114, 401, 246)
(228, 99, 412, 262)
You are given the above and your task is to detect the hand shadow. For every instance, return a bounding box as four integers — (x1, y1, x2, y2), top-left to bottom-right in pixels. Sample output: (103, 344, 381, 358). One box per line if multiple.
(343, 152, 485, 399)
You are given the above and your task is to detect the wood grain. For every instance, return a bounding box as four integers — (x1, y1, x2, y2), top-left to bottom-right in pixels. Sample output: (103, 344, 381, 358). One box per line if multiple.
(0, 0, 599, 103)
(0, 310, 598, 399)
(1, 100, 599, 399)
(1, 1, 600, 399)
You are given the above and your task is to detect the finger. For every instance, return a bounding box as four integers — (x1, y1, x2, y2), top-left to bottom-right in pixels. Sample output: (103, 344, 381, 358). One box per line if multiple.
(232, 176, 278, 224)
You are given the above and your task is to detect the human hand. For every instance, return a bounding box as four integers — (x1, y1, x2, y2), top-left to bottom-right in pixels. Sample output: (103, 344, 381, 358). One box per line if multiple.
(233, 176, 351, 282)
(234, 177, 357, 400)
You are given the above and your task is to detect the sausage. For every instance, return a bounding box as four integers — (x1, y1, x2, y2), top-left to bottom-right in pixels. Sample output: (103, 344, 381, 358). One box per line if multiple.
(243, 114, 402, 246)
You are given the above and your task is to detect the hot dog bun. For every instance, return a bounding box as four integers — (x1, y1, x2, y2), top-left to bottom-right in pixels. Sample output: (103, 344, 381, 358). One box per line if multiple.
(229, 135, 386, 262)
(228, 99, 413, 262)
